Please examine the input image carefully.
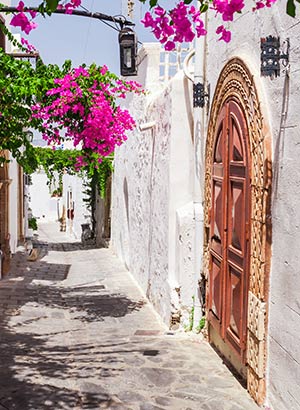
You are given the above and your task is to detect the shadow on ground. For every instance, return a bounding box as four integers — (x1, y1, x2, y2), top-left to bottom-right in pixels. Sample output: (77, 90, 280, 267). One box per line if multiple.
(0, 237, 146, 410)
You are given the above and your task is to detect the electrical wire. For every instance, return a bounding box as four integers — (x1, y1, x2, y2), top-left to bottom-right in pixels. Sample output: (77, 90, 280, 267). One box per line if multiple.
(82, 0, 95, 61)
(79, 3, 142, 44)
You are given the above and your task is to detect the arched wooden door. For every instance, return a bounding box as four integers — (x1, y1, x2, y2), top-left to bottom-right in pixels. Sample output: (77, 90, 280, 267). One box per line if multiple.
(208, 98, 251, 374)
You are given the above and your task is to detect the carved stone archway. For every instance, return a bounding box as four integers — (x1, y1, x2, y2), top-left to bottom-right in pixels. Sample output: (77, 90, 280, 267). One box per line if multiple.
(204, 58, 272, 405)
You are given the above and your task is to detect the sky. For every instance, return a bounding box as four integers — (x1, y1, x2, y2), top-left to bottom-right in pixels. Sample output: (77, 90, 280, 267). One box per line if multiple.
(11, 0, 162, 74)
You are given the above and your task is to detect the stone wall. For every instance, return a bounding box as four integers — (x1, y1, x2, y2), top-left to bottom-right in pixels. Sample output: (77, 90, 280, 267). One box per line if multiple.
(202, 3, 300, 409)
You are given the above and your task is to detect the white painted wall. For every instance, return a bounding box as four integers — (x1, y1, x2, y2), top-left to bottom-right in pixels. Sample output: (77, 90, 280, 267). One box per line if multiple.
(8, 156, 19, 253)
(30, 171, 59, 223)
(200, 4, 300, 409)
(113, 4, 300, 405)
(62, 173, 89, 239)
(112, 44, 195, 325)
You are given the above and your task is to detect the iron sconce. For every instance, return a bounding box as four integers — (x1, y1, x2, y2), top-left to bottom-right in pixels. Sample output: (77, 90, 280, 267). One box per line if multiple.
(193, 82, 210, 108)
(260, 36, 290, 78)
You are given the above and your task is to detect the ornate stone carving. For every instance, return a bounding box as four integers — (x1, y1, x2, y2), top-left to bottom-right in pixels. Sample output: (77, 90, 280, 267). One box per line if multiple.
(248, 291, 266, 341)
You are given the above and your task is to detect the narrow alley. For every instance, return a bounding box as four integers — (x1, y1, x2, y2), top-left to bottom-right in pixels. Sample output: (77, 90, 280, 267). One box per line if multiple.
(0, 223, 258, 410)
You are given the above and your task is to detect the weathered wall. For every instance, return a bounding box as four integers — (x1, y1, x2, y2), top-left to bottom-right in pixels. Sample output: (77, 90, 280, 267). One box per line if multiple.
(203, 4, 300, 409)
(8, 156, 19, 253)
(112, 44, 195, 325)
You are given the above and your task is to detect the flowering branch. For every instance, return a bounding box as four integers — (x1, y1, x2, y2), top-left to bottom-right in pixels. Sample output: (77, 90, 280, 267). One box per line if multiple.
(0, 49, 143, 172)
(31, 64, 143, 170)
(140, 0, 297, 50)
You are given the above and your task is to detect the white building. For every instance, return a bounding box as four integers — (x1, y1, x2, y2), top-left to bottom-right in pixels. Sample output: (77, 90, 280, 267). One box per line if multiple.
(112, 3, 300, 408)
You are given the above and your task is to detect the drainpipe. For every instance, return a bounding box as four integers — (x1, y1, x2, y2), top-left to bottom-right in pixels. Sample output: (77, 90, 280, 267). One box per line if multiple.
(183, 16, 208, 330)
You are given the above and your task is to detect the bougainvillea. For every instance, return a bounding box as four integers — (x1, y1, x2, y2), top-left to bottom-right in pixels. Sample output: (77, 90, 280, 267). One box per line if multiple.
(140, 0, 280, 50)
(1, 0, 297, 52)
(31, 64, 143, 169)
(0, 49, 142, 172)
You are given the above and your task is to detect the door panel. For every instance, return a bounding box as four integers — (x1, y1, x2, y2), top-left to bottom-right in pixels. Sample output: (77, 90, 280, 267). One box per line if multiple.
(209, 99, 250, 368)
(211, 255, 222, 321)
(208, 107, 226, 333)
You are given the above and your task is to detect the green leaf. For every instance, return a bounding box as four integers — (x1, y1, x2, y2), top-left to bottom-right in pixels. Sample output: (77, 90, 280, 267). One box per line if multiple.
(287, 0, 296, 17)
(45, 0, 59, 12)
(200, 3, 209, 13)
(184, 0, 194, 4)
(149, 0, 158, 8)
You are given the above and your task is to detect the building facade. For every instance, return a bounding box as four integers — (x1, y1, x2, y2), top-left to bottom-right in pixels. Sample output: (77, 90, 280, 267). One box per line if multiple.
(112, 3, 300, 408)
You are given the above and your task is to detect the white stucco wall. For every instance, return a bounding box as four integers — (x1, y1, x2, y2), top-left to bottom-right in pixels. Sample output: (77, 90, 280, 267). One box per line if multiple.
(8, 156, 19, 254)
(30, 171, 59, 222)
(112, 44, 195, 325)
(202, 4, 300, 409)
(62, 173, 89, 239)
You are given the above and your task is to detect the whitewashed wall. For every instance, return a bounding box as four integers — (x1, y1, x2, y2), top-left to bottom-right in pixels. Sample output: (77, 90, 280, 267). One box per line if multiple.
(8, 157, 19, 253)
(202, 4, 300, 409)
(62, 173, 89, 239)
(112, 44, 195, 325)
(30, 171, 59, 222)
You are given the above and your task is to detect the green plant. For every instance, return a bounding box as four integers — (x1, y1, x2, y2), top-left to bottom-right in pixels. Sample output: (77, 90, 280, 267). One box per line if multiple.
(28, 217, 38, 231)
(195, 317, 206, 333)
(0, 50, 72, 171)
(51, 187, 62, 197)
(184, 296, 195, 332)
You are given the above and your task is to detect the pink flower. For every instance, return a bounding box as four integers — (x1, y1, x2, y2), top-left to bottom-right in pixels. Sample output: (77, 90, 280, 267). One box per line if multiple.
(28, 9, 37, 19)
(64, 3, 75, 14)
(32, 64, 143, 171)
(165, 40, 176, 51)
(11, 12, 38, 34)
(253, 0, 277, 10)
(141, 12, 154, 28)
(100, 65, 108, 75)
(141, 2, 207, 51)
(21, 37, 36, 52)
(16, 1, 24, 12)
(216, 25, 231, 42)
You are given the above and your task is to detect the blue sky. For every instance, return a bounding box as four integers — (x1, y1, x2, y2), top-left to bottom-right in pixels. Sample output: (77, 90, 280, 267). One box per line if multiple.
(11, 0, 161, 74)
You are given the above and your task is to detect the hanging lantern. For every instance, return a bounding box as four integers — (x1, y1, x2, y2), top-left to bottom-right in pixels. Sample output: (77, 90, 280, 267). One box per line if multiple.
(118, 27, 137, 76)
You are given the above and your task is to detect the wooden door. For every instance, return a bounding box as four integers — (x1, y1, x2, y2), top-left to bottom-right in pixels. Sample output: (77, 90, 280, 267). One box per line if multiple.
(208, 99, 250, 368)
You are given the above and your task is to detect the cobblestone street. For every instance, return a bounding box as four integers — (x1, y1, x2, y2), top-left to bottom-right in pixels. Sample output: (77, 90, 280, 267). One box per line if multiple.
(0, 222, 259, 410)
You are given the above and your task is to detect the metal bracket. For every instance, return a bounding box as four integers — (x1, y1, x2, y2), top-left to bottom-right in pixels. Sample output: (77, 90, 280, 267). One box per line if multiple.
(193, 82, 210, 108)
(260, 36, 290, 78)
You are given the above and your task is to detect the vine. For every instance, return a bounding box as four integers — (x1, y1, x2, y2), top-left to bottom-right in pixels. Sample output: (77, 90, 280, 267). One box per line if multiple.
(0, 49, 72, 168)
(31, 147, 113, 199)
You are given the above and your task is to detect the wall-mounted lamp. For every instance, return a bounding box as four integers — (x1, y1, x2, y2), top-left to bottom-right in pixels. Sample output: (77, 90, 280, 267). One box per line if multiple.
(260, 36, 290, 78)
(119, 27, 137, 76)
(193, 82, 210, 108)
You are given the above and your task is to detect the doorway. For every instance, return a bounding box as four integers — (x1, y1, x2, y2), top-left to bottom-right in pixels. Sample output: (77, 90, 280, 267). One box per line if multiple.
(204, 58, 272, 404)
(208, 99, 250, 377)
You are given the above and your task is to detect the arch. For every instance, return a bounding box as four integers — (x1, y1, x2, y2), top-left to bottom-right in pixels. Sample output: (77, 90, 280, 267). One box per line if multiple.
(204, 58, 272, 405)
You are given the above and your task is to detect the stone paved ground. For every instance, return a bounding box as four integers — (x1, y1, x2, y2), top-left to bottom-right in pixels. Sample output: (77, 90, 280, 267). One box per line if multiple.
(0, 222, 259, 410)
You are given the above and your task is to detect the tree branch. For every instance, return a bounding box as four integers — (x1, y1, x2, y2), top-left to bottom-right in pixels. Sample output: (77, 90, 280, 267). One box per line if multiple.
(0, 6, 135, 29)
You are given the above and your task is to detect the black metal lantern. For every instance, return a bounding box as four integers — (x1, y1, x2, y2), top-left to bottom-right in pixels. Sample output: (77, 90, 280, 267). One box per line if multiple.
(118, 27, 137, 76)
